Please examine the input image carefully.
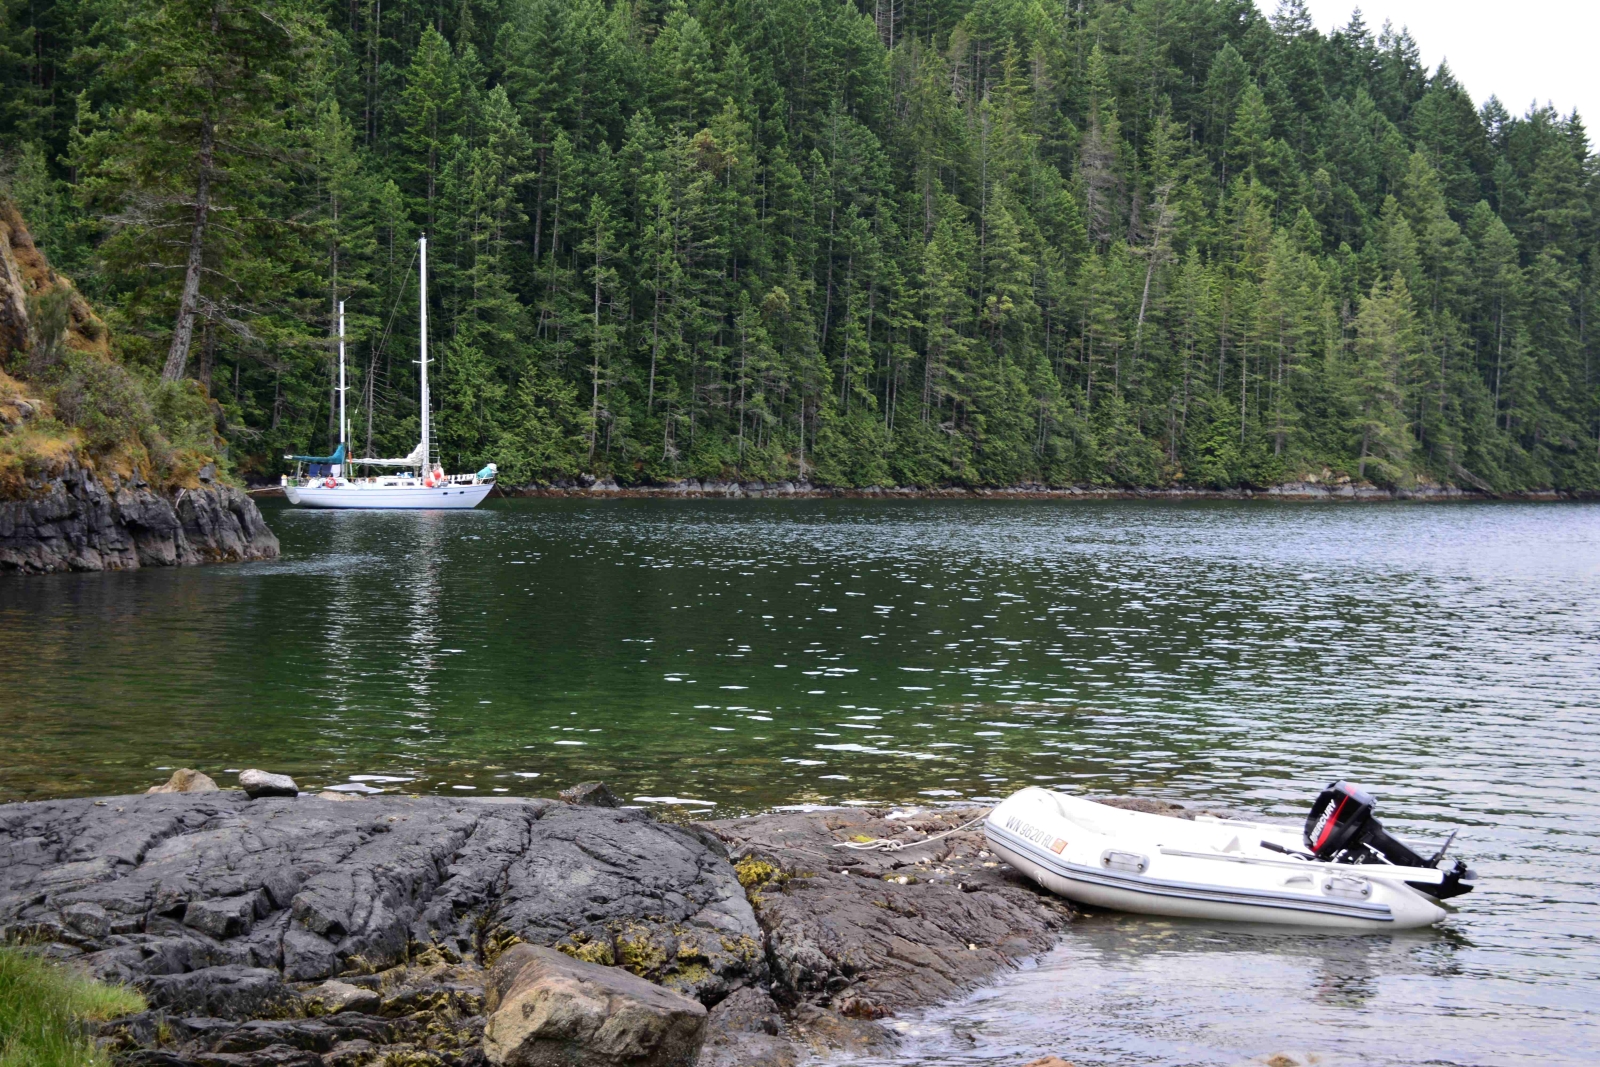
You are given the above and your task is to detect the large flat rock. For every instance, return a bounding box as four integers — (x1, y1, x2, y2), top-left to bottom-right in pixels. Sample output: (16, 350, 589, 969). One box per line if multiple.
(0, 792, 761, 1013)
(2, 793, 1082, 1065)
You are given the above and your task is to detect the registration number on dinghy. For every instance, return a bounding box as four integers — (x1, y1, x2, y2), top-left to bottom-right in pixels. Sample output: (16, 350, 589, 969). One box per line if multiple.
(1004, 816, 1067, 853)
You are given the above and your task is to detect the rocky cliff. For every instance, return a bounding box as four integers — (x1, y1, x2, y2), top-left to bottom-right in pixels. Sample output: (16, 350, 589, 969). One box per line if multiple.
(0, 200, 278, 573)
(0, 462, 279, 572)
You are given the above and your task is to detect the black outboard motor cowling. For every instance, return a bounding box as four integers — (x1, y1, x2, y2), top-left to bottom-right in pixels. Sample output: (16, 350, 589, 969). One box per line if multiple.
(1303, 781, 1475, 900)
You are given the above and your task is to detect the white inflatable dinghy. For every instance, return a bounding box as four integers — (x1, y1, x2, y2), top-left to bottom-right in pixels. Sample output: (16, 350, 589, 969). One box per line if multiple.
(985, 783, 1474, 930)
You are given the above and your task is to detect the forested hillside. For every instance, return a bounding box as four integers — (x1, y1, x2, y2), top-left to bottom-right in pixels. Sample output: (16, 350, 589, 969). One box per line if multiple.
(2, 0, 1596, 489)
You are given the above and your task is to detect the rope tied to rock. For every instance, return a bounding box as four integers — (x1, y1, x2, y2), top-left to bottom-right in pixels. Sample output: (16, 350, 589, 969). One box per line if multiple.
(831, 811, 991, 852)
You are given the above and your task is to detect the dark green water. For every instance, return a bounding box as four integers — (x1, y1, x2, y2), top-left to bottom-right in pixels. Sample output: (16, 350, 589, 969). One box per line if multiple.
(3, 498, 1597, 1065)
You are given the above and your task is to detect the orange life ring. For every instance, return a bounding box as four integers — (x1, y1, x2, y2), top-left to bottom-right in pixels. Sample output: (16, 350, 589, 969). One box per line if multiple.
(323, 477, 337, 488)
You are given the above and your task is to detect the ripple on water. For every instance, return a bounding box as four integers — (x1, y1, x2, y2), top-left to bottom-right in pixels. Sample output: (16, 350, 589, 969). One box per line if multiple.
(1, 499, 1597, 1064)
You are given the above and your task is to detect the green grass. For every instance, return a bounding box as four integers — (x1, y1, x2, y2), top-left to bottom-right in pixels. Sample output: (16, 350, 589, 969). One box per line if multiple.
(0, 945, 145, 1067)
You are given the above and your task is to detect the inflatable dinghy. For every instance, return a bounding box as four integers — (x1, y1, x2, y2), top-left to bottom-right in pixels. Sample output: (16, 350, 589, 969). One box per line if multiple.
(985, 782, 1474, 930)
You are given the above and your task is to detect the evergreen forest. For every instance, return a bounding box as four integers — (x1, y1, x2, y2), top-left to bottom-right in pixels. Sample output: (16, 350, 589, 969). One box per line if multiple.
(3, 0, 1597, 490)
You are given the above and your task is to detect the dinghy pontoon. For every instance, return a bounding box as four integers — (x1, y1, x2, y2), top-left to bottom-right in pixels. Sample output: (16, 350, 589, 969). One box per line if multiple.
(985, 782, 1474, 930)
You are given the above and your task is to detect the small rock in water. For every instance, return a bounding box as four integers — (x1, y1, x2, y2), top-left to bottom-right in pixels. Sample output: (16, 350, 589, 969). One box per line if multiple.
(147, 768, 219, 794)
(558, 780, 621, 807)
(316, 790, 363, 802)
(1021, 1058, 1077, 1067)
(310, 979, 382, 1015)
(484, 944, 707, 1066)
(239, 768, 298, 798)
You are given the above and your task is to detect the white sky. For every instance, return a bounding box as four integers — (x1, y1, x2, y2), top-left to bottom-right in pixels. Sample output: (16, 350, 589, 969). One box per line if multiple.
(1262, 1, 1600, 131)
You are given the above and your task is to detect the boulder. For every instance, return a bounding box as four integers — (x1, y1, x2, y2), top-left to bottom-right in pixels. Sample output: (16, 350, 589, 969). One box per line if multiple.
(147, 769, 219, 794)
(308, 979, 382, 1015)
(484, 945, 707, 1067)
(239, 769, 298, 798)
(557, 781, 620, 808)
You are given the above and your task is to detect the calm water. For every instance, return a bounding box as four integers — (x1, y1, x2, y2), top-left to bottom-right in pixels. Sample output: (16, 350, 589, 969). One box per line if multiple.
(2, 498, 1596, 1065)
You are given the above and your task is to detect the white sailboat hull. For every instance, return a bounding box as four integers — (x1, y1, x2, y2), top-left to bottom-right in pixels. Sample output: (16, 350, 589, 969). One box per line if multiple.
(283, 482, 493, 510)
(985, 787, 1450, 930)
(285, 239, 496, 513)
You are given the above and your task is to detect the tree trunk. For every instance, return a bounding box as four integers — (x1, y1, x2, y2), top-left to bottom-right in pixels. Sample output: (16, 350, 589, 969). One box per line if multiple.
(588, 226, 601, 462)
(163, 110, 215, 382)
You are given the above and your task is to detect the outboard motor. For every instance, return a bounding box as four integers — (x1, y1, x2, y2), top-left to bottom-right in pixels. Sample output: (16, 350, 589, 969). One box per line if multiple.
(1304, 781, 1474, 900)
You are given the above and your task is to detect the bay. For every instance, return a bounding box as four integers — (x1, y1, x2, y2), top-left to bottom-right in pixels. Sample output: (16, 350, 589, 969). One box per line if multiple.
(2, 498, 1596, 1065)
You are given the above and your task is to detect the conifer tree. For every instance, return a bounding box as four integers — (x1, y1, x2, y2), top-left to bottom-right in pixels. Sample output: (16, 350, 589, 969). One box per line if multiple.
(5, 0, 1595, 491)
(75, 0, 322, 382)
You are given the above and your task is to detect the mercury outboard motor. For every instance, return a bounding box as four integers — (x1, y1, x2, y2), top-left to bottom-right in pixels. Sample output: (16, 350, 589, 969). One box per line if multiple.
(1304, 781, 1474, 900)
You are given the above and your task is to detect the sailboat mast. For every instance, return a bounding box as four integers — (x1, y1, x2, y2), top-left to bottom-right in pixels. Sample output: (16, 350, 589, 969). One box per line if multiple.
(419, 235, 430, 472)
(337, 300, 347, 454)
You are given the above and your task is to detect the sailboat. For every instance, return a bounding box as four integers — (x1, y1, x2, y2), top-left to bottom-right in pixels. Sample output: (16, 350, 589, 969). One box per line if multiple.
(282, 236, 497, 509)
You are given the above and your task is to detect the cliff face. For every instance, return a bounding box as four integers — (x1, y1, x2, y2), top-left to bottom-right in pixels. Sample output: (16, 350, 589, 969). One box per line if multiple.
(0, 463, 279, 573)
(0, 200, 279, 573)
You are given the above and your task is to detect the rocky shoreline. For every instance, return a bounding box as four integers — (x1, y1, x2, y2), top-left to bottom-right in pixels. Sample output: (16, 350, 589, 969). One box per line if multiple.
(0, 462, 280, 574)
(250, 477, 1594, 503)
(514, 477, 1592, 501)
(0, 778, 1081, 1067)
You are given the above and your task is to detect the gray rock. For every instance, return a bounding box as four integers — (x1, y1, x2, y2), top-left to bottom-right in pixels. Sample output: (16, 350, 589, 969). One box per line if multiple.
(183, 893, 266, 938)
(1, 793, 1079, 1067)
(705, 805, 1070, 1014)
(308, 980, 382, 1015)
(147, 769, 220, 794)
(697, 987, 797, 1067)
(483, 944, 707, 1067)
(557, 781, 620, 807)
(0, 793, 759, 995)
(205, 1016, 394, 1053)
(138, 966, 296, 1020)
(61, 900, 111, 938)
(238, 770, 297, 798)
(0, 462, 279, 574)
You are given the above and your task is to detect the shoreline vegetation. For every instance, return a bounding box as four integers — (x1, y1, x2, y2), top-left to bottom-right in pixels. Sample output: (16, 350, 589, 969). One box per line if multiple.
(0, 205, 279, 573)
(0, 945, 144, 1067)
(505, 479, 1594, 501)
(1, 0, 1596, 501)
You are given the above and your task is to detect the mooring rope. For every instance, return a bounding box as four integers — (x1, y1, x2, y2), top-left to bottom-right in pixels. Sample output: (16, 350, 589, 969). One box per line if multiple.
(831, 810, 992, 852)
